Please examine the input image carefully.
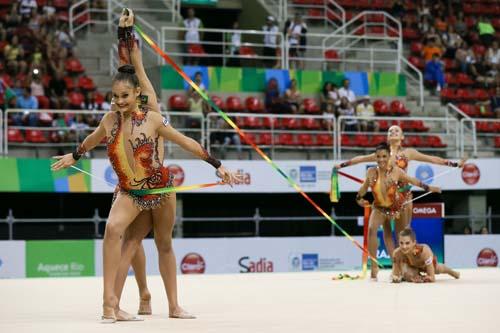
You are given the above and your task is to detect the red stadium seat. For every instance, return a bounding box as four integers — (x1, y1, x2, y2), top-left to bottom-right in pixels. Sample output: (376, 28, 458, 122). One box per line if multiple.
(303, 98, 320, 114)
(472, 44, 486, 57)
(243, 116, 263, 129)
(63, 76, 75, 91)
(65, 58, 85, 73)
(456, 89, 474, 102)
(239, 45, 257, 57)
(262, 117, 280, 129)
(456, 73, 474, 86)
(297, 133, 314, 146)
(440, 88, 456, 102)
(281, 117, 301, 129)
(495, 137, 500, 148)
(378, 120, 390, 131)
(257, 133, 273, 145)
(68, 92, 84, 107)
(53, 0, 69, 9)
(26, 130, 48, 143)
(168, 94, 188, 111)
(324, 49, 339, 62)
(316, 134, 333, 146)
(245, 96, 264, 113)
(78, 76, 95, 91)
(226, 96, 244, 112)
(301, 118, 321, 130)
(95, 92, 105, 106)
(403, 28, 419, 40)
(278, 133, 296, 145)
(240, 133, 256, 145)
(188, 44, 206, 55)
(408, 56, 424, 70)
(355, 134, 370, 147)
(373, 99, 389, 115)
(410, 42, 423, 55)
(473, 89, 489, 101)
(341, 134, 354, 147)
(443, 58, 456, 71)
(445, 73, 458, 86)
(7, 129, 24, 143)
(428, 135, 447, 148)
(411, 120, 429, 132)
(210, 95, 225, 110)
(458, 103, 478, 117)
(36, 95, 50, 109)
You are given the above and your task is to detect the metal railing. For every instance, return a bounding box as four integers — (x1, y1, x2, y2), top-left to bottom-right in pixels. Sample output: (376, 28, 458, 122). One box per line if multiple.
(259, 0, 287, 24)
(1, 207, 498, 239)
(336, 115, 460, 159)
(161, 26, 285, 68)
(3, 109, 204, 156)
(447, 103, 477, 157)
(401, 56, 424, 107)
(461, 118, 500, 154)
(206, 112, 337, 159)
(286, 0, 345, 30)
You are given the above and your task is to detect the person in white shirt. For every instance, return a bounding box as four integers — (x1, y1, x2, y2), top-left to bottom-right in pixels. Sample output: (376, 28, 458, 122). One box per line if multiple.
(486, 41, 500, 70)
(262, 16, 280, 68)
(20, 0, 37, 21)
(356, 96, 379, 132)
(180, 8, 204, 65)
(338, 79, 357, 104)
(286, 13, 307, 69)
(226, 21, 241, 67)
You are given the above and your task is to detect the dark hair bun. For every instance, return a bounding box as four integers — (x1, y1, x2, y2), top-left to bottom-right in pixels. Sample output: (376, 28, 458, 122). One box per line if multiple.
(118, 64, 136, 75)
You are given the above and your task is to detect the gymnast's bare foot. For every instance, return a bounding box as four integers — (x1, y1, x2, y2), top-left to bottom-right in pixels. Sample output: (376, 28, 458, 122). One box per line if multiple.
(101, 305, 116, 324)
(451, 270, 460, 279)
(370, 266, 379, 281)
(137, 289, 152, 315)
(169, 306, 196, 319)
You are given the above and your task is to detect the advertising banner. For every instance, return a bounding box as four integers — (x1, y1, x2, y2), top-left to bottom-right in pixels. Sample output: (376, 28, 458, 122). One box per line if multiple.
(26, 240, 95, 278)
(0, 241, 25, 278)
(375, 203, 445, 267)
(445, 235, 500, 268)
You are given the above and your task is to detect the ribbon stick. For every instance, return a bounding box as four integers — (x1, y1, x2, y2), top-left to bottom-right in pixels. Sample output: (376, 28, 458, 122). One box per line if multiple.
(134, 24, 381, 267)
(70, 165, 223, 194)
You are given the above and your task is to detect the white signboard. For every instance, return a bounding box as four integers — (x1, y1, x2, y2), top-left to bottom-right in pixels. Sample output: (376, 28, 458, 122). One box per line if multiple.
(445, 235, 500, 268)
(0, 241, 25, 278)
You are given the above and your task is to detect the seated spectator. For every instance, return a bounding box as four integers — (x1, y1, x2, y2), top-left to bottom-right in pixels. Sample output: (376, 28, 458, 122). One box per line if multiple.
(42, 0, 57, 28)
(455, 41, 475, 73)
(463, 225, 472, 234)
(417, 1, 431, 23)
(422, 39, 444, 63)
(186, 91, 209, 128)
(480, 226, 489, 235)
(470, 55, 496, 87)
(211, 118, 242, 160)
(442, 25, 461, 59)
(28, 9, 42, 32)
(101, 91, 113, 111)
(424, 53, 446, 93)
(454, 11, 467, 38)
(284, 79, 302, 114)
(5, 4, 22, 31)
(14, 86, 39, 126)
(320, 81, 338, 115)
(356, 96, 378, 132)
(31, 46, 43, 67)
(423, 27, 442, 46)
(19, 0, 37, 22)
(68, 114, 90, 142)
(434, 15, 448, 34)
(418, 16, 432, 35)
(477, 16, 495, 48)
(338, 96, 358, 132)
(188, 71, 206, 97)
(55, 23, 75, 50)
(338, 78, 356, 104)
(391, 0, 405, 21)
(265, 78, 289, 113)
(52, 114, 68, 144)
(4, 36, 24, 63)
(486, 41, 500, 70)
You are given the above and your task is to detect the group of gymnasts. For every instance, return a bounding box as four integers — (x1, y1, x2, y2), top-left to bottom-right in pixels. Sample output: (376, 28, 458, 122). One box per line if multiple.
(336, 128, 461, 282)
(50, 8, 461, 323)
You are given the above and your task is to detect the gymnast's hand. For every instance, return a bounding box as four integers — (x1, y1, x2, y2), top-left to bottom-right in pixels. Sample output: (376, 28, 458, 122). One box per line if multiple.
(216, 165, 243, 186)
(119, 8, 134, 27)
(51, 153, 76, 171)
(458, 158, 467, 168)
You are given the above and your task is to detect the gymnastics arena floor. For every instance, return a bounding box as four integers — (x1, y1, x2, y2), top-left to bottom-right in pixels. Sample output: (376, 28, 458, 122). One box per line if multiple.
(1, 269, 498, 333)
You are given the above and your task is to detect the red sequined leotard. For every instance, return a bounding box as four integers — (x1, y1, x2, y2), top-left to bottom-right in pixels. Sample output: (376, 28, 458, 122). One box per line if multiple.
(393, 150, 413, 204)
(368, 167, 404, 217)
(107, 106, 172, 210)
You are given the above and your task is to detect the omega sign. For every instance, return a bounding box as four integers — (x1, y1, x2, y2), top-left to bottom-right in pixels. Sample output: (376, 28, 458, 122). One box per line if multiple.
(412, 203, 443, 218)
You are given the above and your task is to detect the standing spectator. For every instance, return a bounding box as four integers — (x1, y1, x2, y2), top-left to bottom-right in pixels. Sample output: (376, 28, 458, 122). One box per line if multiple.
(265, 78, 288, 113)
(338, 96, 358, 132)
(454, 12, 467, 38)
(442, 25, 461, 59)
(391, 0, 405, 21)
(30, 73, 45, 97)
(285, 13, 307, 70)
(226, 21, 241, 67)
(477, 16, 495, 48)
(262, 16, 280, 68)
(284, 79, 302, 114)
(14, 86, 39, 126)
(42, 0, 57, 28)
(356, 96, 378, 132)
(19, 0, 37, 22)
(424, 53, 446, 93)
(55, 23, 75, 50)
(5, 4, 22, 30)
(180, 8, 204, 65)
(338, 78, 357, 104)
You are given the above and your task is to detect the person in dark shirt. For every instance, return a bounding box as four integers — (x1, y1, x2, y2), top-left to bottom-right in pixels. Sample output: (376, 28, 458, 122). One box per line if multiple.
(48, 70, 67, 109)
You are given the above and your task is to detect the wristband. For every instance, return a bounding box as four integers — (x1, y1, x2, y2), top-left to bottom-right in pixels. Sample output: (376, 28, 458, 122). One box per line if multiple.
(445, 160, 459, 167)
(72, 144, 87, 161)
(422, 183, 430, 192)
(200, 145, 222, 169)
(339, 160, 352, 169)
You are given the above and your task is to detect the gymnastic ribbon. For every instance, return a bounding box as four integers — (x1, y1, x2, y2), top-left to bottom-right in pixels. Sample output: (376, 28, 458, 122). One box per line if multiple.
(129, 182, 223, 196)
(134, 24, 381, 267)
(330, 168, 339, 203)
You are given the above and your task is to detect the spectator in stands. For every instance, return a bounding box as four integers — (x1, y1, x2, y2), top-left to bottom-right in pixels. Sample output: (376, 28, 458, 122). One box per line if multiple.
(284, 79, 303, 114)
(492, 86, 500, 118)
(442, 25, 461, 59)
(262, 16, 280, 68)
(187, 71, 206, 97)
(55, 23, 75, 50)
(320, 81, 338, 115)
(470, 55, 496, 87)
(30, 72, 45, 97)
(434, 15, 448, 34)
(42, 0, 57, 28)
(421, 39, 444, 63)
(424, 53, 445, 93)
(455, 41, 475, 73)
(180, 8, 204, 65)
(211, 118, 242, 160)
(48, 70, 67, 109)
(186, 72, 209, 127)
(477, 16, 495, 48)
(338, 78, 356, 104)
(480, 226, 489, 235)
(454, 12, 467, 38)
(68, 114, 90, 142)
(226, 21, 241, 67)
(391, 0, 405, 21)
(14, 86, 39, 126)
(418, 16, 432, 35)
(486, 41, 500, 71)
(356, 96, 378, 132)
(4, 36, 24, 63)
(463, 225, 472, 234)
(101, 91, 113, 111)
(19, 0, 37, 22)
(5, 4, 22, 31)
(417, 0, 431, 22)
(285, 13, 307, 70)
(423, 27, 442, 46)
(265, 78, 288, 114)
(338, 96, 359, 132)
